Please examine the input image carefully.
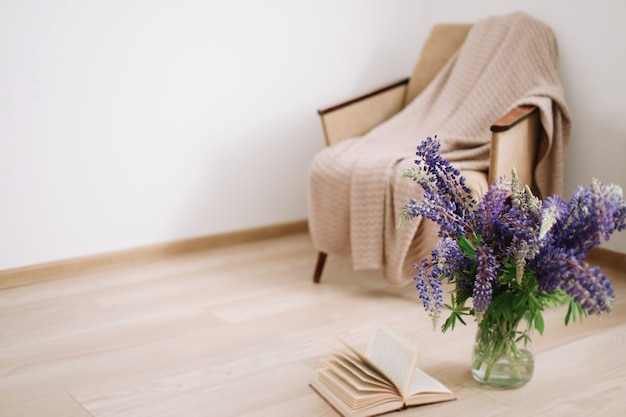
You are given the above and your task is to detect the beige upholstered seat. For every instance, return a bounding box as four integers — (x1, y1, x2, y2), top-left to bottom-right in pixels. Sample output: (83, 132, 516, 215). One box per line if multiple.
(310, 15, 568, 284)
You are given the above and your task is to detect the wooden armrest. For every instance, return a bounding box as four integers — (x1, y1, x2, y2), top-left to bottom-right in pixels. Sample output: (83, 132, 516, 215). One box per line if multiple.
(490, 105, 538, 133)
(489, 105, 540, 188)
(318, 79, 408, 146)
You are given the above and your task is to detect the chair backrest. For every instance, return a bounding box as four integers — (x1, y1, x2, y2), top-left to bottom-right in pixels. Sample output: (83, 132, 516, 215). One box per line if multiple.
(404, 23, 473, 107)
(317, 23, 474, 147)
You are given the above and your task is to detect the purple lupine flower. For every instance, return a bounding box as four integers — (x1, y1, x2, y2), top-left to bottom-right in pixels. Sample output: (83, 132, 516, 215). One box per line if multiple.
(531, 248, 567, 294)
(413, 237, 464, 322)
(472, 246, 499, 318)
(402, 137, 625, 330)
(533, 245, 616, 314)
(401, 136, 478, 239)
(475, 176, 512, 243)
(414, 259, 444, 322)
(556, 252, 614, 314)
(555, 180, 626, 256)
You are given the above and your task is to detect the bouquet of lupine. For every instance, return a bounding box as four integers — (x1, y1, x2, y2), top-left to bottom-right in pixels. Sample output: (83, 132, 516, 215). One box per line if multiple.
(399, 136, 626, 335)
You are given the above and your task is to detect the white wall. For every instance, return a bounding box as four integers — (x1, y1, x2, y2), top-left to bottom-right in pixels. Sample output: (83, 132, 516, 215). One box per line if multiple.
(422, 0, 626, 252)
(2, 1, 625, 271)
(0, 0, 427, 270)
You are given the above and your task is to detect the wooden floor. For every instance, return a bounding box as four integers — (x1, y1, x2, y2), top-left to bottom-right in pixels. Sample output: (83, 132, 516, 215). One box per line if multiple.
(1, 232, 625, 416)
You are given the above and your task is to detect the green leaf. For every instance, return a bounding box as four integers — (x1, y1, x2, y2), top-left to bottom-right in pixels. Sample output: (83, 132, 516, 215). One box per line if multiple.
(458, 235, 475, 257)
(502, 298, 514, 324)
(534, 310, 545, 335)
(402, 168, 418, 178)
(396, 210, 410, 229)
(442, 314, 457, 333)
(565, 301, 574, 325)
(564, 299, 587, 325)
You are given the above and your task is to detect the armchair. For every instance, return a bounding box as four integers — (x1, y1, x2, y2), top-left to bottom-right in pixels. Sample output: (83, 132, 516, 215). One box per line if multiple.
(309, 12, 569, 285)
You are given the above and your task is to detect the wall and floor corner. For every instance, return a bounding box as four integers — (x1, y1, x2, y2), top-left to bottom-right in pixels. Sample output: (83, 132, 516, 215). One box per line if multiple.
(0, 0, 427, 271)
(1, 1, 624, 274)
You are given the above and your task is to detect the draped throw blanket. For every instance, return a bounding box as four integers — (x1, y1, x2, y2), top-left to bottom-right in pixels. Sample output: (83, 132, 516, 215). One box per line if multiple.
(308, 12, 571, 286)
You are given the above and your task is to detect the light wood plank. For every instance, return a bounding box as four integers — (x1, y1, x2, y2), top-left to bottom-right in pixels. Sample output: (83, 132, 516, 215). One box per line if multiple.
(0, 232, 624, 416)
(0, 220, 308, 290)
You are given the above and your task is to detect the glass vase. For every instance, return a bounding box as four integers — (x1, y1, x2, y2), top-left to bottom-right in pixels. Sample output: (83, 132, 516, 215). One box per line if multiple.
(471, 315, 534, 388)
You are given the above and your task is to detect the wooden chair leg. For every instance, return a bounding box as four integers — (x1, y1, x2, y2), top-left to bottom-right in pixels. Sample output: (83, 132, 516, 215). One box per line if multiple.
(313, 252, 327, 283)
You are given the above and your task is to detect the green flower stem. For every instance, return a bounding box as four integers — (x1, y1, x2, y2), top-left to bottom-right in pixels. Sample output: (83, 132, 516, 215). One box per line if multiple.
(473, 315, 529, 382)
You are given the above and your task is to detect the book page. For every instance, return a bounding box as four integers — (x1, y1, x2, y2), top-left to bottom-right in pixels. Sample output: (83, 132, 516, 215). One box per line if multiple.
(338, 338, 399, 391)
(316, 368, 402, 410)
(408, 368, 453, 395)
(405, 368, 455, 406)
(322, 359, 386, 393)
(310, 377, 404, 417)
(328, 353, 392, 391)
(364, 321, 421, 397)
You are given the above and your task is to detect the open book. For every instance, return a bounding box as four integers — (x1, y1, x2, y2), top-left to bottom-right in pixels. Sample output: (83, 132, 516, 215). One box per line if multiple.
(310, 322, 455, 417)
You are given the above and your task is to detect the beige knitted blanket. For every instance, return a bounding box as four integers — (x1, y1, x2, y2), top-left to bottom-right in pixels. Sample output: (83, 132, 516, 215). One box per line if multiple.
(308, 12, 571, 286)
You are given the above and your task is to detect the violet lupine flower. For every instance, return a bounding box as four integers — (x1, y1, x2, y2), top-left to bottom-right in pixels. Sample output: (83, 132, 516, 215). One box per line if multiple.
(414, 237, 463, 321)
(403, 136, 625, 329)
(539, 196, 567, 239)
(555, 180, 626, 257)
(503, 175, 544, 264)
(530, 181, 624, 315)
(400, 136, 478, 239)
(475, 171, 547, 284)
(475, 177, 512, 244)
(414, 260, 444, 322)
(536, 249, 615, 314)
(566, 265, 615, 315)
(415, 271, 443, 322)
(472, 246, 499, 318)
